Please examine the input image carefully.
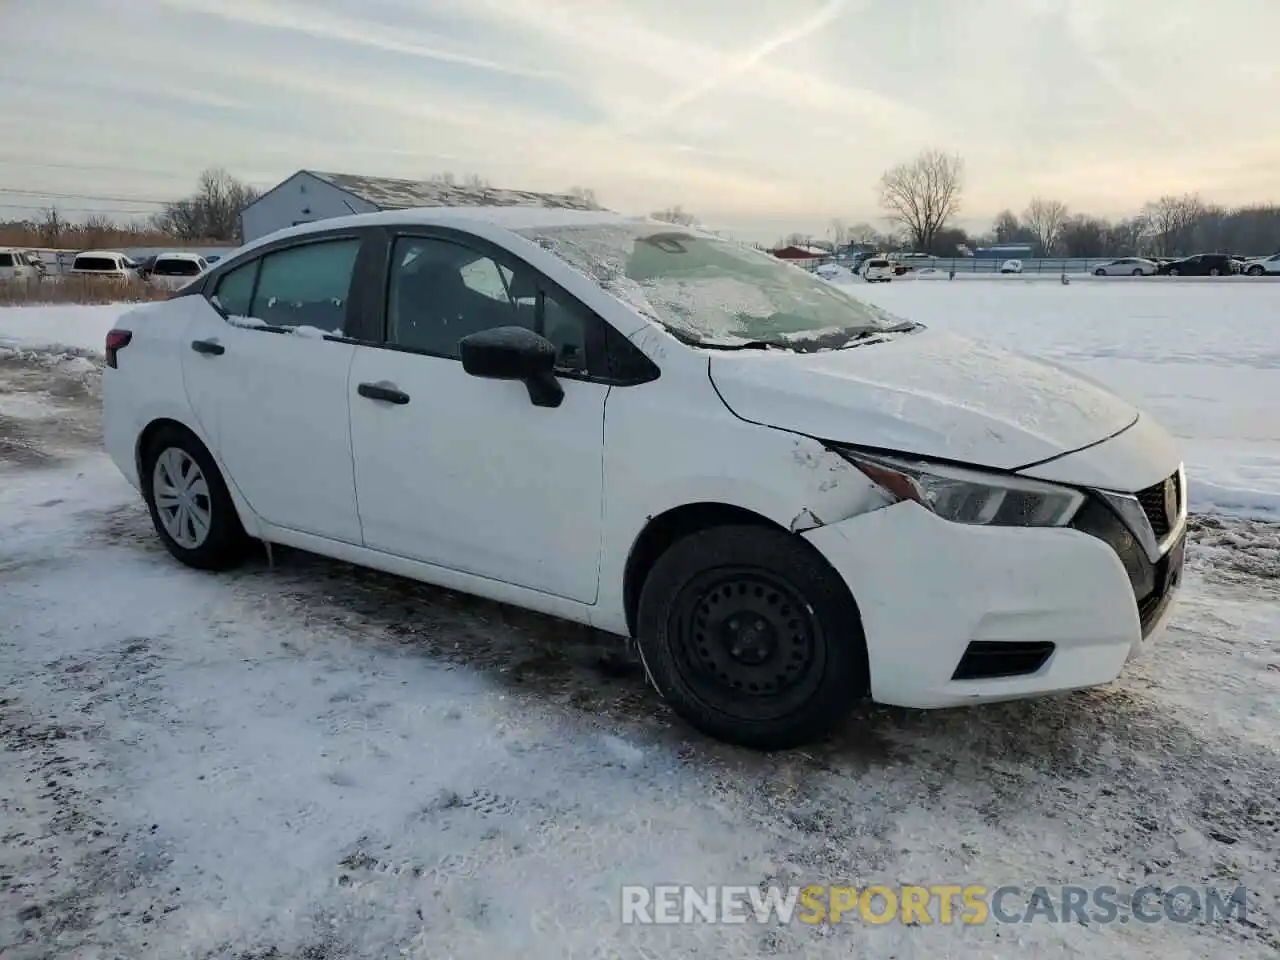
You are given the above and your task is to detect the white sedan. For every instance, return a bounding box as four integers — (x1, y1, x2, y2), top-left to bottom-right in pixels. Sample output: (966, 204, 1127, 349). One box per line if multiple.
(1093, 257, 1158, 277)
(1241, 253, 1280, 276)
(102, 208, 1187, 749)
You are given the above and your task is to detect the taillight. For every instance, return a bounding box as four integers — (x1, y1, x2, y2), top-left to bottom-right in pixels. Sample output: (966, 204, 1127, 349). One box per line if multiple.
(105, 329, 132, 369)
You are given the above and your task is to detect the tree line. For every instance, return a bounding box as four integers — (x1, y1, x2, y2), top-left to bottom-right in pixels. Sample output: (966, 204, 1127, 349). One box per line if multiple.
(4, 160, 1275, 258)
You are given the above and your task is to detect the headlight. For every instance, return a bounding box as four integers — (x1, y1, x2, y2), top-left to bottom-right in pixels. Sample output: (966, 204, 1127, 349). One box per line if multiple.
(829, 447, 1085, 527)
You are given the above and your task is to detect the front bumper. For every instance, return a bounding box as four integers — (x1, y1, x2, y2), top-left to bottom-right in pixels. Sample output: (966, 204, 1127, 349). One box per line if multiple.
(804, 498, 1185, 709)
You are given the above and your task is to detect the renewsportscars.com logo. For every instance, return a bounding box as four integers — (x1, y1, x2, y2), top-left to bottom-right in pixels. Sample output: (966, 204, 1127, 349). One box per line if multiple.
(621, 884, 1249, 926)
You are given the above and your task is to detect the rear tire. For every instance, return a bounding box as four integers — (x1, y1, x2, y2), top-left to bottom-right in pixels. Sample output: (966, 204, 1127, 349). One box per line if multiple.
(141, 424, 250, 571)
(1168, 267, 1180, 276)
(1131, 268, 1143, 276)
(1094, 268, 1106, 276)
(1209, 268, 1221, 276)
(635, 524, 868, 750)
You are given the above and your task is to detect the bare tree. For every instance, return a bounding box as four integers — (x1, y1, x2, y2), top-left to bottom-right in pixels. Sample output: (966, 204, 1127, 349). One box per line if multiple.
(844, 222, 882, 247)
(650, 205, 699, 226)
(1145, 193, 1205, 256)
(82, 213, 115, 245)
(38, 207, 64, 247)
(1059, 215, 1110, 258)
(1023, 198, 1070, 256)
(152, 168, 261, 242)
(991, 209, 1024, 244)
(878, 149, 964, 253)
(568, 185, 602, 209)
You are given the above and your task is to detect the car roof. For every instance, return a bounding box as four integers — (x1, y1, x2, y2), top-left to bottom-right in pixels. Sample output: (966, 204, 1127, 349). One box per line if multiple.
(155, 251, 204, 260)
(239, 206, 640, 257)
(75, 250, 129, 258)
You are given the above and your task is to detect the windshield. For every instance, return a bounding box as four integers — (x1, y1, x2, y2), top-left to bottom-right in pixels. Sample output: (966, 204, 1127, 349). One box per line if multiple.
(516, 221, 915, 350)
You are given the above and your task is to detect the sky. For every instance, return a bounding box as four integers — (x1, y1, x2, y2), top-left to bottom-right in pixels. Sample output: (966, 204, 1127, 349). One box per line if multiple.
(1, 0, 1277, 243)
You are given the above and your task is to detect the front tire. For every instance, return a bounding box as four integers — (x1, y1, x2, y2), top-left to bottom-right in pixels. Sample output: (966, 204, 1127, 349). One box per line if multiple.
(1209, 268, 1221, 276)
(141, 424, 250, 571)
(1131, 268, 1143, 276)
(635, 524, 868, 750)
(1094, 268, 1106, 276)
(1248, 265, 1264, 276)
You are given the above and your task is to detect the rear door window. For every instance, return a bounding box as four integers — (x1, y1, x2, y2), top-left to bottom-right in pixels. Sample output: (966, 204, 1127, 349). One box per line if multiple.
(248, 238, 361, 332)
(0, 254, 13, 268)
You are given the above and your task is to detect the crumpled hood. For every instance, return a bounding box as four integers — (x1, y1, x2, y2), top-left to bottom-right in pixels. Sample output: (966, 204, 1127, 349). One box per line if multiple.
(709, 328, 1138, 470)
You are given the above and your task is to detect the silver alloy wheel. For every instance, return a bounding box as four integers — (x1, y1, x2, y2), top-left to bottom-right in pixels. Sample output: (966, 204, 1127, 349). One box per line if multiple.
(152, 446, 212, 549)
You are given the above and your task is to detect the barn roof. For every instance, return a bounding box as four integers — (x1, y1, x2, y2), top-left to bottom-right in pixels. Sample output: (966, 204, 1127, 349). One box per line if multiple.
(306, 170, 599, 212)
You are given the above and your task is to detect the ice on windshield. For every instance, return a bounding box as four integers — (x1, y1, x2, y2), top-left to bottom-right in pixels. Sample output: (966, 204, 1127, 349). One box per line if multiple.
(516, 222, 911, 348)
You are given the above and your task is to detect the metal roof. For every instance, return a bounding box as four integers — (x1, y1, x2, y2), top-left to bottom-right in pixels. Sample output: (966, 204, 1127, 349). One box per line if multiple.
(307, 170, 599, 212)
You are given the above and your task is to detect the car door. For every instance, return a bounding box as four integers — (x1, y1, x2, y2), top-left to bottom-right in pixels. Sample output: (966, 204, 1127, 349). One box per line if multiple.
(347, 228, 611, 603)
(180, 231, 371, 544)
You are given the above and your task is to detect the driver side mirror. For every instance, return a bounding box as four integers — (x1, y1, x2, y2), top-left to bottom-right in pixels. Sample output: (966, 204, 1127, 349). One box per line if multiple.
(459, 325, 564, 408)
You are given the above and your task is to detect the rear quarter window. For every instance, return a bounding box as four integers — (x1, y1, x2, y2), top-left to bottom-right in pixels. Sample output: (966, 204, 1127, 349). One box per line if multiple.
(0, 253, 14, 268)
(73, 256, 119, 271)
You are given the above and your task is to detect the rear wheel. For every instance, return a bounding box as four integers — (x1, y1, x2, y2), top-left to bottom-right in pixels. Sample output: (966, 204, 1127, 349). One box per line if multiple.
(1168, 267, 1180, 276)
(1094, 267, 1106, 276)
(635, 524, 867, 750)
(1209, 267, 1221, 276)
(141, 424, 250, 570)
(1248, 265, 1264, 276)
(1131, 268, 1143, 276)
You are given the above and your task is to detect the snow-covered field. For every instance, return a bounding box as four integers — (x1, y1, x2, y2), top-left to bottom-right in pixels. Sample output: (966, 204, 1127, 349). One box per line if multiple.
(2, 291, 1278, 959)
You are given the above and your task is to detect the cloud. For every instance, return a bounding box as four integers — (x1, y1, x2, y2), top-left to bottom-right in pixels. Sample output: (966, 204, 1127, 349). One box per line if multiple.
(3, 0, 1277, 237)
(157, 0, 559, 79)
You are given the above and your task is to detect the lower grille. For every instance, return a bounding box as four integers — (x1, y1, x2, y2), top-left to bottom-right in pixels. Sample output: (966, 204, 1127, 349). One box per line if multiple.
(1071, 496, 1185, 639)
(951, 641, 1055, 681)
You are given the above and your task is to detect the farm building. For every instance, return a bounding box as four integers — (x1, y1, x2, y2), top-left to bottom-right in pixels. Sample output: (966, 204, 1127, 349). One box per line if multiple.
(239, 170, 600, 243)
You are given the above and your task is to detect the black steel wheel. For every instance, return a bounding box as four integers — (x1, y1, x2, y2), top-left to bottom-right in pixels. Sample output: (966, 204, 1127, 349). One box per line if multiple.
(635, 524, 867, 749)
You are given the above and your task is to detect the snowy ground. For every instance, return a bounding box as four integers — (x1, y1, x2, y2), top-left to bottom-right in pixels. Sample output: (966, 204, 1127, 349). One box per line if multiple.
(2, 296, 1278, 959)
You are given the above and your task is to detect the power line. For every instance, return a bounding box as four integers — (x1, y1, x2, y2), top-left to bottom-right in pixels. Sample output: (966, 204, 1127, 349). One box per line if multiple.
(0, 188, 170, 205)
(0, 157, 197, 180)
(0, 203, 158, 215)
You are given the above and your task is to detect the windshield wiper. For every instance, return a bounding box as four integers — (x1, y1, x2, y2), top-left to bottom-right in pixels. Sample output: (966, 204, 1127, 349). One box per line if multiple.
(700, 339, 773, 351)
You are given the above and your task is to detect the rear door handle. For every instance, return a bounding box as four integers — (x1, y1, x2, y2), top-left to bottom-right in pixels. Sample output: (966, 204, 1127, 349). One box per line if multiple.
(357, 382, 410, 405)
(191, 339, 225, 356)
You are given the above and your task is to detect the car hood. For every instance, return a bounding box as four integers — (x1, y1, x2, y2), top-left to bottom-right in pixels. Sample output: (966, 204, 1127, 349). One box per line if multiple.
(708, 328, 1139, 471)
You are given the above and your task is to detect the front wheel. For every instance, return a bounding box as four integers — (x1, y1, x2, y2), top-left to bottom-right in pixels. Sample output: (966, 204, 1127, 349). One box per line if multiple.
(1209, 268, 1221, 276)
(635, 524, 868, 750)
(142, 424, 250, 570)
(1168, 268, 1180, 276)
(1094, 268, 1106, 276)
(1131, 268, 1143, 276)
(1248, 265, 1264, 276)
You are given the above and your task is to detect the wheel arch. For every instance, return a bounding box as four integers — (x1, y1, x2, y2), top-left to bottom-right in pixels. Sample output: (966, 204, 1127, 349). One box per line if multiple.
(135, 417, 263, 538)
(621, 501, 864, 645)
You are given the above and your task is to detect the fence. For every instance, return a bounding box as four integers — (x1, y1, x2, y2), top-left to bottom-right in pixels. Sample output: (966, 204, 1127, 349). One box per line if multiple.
(20, 245, 237, 276)
(814, 257, 1147, 275)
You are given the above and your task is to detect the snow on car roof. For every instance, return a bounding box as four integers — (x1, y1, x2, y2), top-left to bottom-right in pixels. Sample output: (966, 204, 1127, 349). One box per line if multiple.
(239, 207, 642, 258)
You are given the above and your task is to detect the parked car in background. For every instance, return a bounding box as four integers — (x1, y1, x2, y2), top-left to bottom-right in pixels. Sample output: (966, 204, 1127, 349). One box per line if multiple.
(1000, 259, 1023, 274)
(862, 257, 894, 281)
(0, 248, 44, 282)
(1156, 254, 1235, 276)
(1241, 253, 1280, 276)
(147, 252, 210, 290)
(69, 251, 142, 282)
(1093, 257, 1157, 277)
(101, 207, 1187, 749)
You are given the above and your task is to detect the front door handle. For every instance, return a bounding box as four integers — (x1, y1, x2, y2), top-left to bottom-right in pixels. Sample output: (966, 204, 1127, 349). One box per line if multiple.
(357, 382, 410, 405)
(191, 338, 225, 356)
